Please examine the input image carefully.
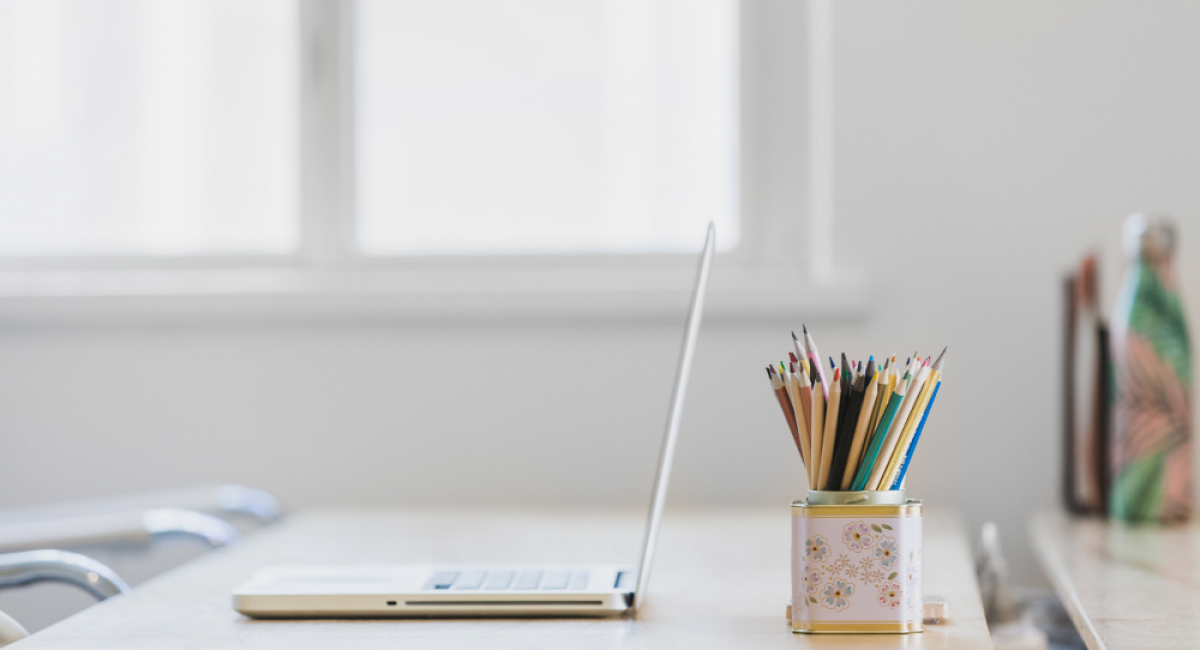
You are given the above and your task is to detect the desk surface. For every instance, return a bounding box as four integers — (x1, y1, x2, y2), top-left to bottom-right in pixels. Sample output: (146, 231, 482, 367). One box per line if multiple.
(1031, 510, 1200, 650)
(15, 508, 991, 649)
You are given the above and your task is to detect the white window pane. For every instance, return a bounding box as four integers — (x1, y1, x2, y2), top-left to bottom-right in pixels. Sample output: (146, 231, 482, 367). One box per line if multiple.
(0, 0, 298, 256)
(355, 0, 738, 255)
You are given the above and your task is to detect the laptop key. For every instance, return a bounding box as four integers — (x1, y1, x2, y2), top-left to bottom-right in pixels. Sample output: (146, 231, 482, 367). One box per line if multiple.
(542, 571, 570, 590)
(453, 571, 486, 590)
(422, 571, 458, 590)
(569, 571, 589, 590)
(483, 571, 514, 590)
(513, 571, 543, 590)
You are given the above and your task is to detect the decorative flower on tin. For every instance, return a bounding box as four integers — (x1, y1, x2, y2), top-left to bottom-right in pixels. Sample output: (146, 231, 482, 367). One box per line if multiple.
(806, 535, 830, 562)
(878, 581, 902, 609)
(803, 564, 821, 596)
(821, 579, 855, 612)
(841, 521, 874, 552)
(875, 536, 899, 569)
(833, 554, 857, 579)
(864, 568, 883, 584)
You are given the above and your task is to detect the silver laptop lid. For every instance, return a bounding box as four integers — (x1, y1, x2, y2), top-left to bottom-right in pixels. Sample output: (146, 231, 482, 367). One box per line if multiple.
(632, 222, 715, 612)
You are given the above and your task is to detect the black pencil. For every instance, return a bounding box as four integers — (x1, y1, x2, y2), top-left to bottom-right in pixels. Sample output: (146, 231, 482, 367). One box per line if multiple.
(827, 359, 868, 489)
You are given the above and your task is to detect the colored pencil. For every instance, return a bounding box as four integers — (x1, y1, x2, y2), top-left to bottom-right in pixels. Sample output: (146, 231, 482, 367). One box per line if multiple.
(883, 349, 946, 488)
(803, 325, 828, 399)
(787, 361, 811, 468)
(817, 368, 842, 489)
(841, 364, 879, 489)
(808, 368, 826, 487)
(798, 360, 814, 450)
(828, 357, 867, 489)
(768, 366, 802, 466)
(852, 379, 907, 490)
(865, 362, 931, 490)
(868, 356, 891, 435)
(880, 357, 939, 487)
(791, 332, 807, 378)
(765, 328, 946, 492)
(891, 377, 942, 489)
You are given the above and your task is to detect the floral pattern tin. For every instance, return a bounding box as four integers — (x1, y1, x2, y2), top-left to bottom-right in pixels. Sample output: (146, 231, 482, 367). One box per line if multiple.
(791, 491, 923, 634)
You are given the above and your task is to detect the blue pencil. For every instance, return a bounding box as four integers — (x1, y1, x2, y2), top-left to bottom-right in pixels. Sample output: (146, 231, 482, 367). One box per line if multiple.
(889, 381, 941, 489)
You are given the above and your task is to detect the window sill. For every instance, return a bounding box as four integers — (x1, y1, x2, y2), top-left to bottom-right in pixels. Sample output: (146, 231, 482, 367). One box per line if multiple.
(0, 265, 871, 327)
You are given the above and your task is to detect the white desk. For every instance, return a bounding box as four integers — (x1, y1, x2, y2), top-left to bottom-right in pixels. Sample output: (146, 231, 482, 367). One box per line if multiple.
(1031, 510, 1200, 650)
(13, 508, 991, 649)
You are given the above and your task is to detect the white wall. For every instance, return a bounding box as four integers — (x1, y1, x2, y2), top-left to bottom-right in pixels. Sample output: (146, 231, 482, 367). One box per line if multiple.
(3, 1, 1200, 589)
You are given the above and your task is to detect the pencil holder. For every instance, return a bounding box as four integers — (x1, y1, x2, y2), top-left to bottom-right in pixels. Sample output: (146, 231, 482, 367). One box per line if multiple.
(791, 490, 923, 634)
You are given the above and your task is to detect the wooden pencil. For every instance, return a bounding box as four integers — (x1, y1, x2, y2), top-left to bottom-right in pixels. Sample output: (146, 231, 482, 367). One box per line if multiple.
(891, 357, 944, 489)
(828, 357, 867, 489)
(789, 353, 809, 425)
(865, 362, 931, 490)
(868, 356, 892, 435)
(796, 357, 816, 426)
(885, 358, 900, 401)
(841, 365, 880, 489)
(791, 332, 807, 377)
(817, 368, 842, 489)
(852, 367, 909, 491)
(803, 325, 828, 399)
(879, 358, 937, 487)
(808, 368, 826, 487)
(787, 361, 811, 468)
(768, 367, 803, 465)
(840, 353, 852, 397)
(883, 348, 946, 488)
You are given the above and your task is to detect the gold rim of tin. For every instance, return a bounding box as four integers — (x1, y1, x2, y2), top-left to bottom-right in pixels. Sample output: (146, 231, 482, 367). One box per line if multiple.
(791, 619, 924, 634)
(805, 490, 908, 506)
(791, 500, 923, 518)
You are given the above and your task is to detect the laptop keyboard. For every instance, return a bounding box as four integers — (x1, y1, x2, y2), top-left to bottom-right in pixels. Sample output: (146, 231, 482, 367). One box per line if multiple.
(422, 570, 589, 591)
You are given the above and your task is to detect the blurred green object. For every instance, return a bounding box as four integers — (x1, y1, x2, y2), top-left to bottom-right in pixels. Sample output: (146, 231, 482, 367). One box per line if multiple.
(1109, 214, 1192, 523)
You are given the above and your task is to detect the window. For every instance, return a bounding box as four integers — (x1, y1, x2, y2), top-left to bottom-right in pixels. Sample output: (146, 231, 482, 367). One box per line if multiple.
(0, 0, 298, 256)
(0, 0, 737, 260)
(0, 1, 847, 321)
(354, 0, 738, 255)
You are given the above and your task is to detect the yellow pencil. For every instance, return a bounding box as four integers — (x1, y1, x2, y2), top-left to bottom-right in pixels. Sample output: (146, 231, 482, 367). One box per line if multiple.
(817, 368, 842, 490)
(871, 357, 898, 443)
(869, 356, 891, 434)
(808, 371, 826, 488)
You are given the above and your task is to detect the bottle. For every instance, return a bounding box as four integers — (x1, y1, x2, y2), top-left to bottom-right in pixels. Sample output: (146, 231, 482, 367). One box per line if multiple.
(1108, 213, 1192, 523)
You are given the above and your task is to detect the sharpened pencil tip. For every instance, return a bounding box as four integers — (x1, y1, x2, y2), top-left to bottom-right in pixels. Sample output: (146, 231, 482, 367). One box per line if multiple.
(932, 346, 948, 371)
(802, 324, 808, 334)
(792, 331, 798, 341)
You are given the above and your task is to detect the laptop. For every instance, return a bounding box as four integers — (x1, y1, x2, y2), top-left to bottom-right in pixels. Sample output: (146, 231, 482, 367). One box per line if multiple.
(232, 223, 715, 618)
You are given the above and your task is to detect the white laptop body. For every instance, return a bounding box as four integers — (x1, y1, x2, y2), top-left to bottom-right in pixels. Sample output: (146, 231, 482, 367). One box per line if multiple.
(233, 224, 715, 618)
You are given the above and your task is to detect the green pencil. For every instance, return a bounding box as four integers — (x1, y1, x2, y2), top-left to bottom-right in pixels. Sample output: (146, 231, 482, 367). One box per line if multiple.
(851, 382, 907, 490)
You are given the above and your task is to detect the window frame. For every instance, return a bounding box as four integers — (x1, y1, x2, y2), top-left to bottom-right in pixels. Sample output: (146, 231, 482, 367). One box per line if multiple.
(0, 0, 865, 323)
